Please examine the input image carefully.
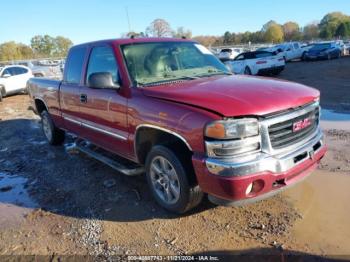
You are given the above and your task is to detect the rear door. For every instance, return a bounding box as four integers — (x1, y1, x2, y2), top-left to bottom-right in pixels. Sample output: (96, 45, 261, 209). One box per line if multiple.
(78, 44, 130, 157)
(60, 46, 88, 134)
(1, 67, 17, 93)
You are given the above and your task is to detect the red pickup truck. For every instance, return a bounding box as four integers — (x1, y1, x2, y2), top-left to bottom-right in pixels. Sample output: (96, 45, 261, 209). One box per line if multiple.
(27, 38, 326, 213)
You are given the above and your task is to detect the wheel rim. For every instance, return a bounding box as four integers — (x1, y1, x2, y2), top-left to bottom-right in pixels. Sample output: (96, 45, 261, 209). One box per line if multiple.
(150, 156, 180, 205)
(42, 115, 52, 141)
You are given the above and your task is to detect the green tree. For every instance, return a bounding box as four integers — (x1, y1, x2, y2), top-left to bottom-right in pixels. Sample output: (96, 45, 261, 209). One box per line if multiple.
(262, 20, 279, 32)
(17, 43, 34, 59)
(30, 35, 55, 57)
(319, 12, 350, 39)
(52, 36, 73, 57)
(283, 22, 300, 41)
(264, 24, 284, 43)
(303, 22, 319, 40)
(336, 22, 350, 38)
(0, 42, 21, 61)
(223, 31, 232, 44)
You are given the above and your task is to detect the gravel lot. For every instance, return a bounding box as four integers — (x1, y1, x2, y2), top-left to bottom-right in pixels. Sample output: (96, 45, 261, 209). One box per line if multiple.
(0, 58, 349, 260)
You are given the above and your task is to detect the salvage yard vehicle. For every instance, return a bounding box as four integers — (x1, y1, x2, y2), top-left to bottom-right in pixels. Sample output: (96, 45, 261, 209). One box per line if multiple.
(15, 61, 61, 78)
(218, 48, 244, 60)
(223, 51, 285, 76)
(265, 42, 306, 61)
(27, 38, 327, 213)
(0, 65, 33, 102)
(304, 42, 341, 61)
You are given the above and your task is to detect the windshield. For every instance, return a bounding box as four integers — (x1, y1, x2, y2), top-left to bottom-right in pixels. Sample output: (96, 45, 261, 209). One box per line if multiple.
(121, 42, 230, 86)
(312, 43, 331, 50)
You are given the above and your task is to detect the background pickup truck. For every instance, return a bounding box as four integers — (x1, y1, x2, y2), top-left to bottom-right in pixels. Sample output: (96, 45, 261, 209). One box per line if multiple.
(27, 38, 327, 213)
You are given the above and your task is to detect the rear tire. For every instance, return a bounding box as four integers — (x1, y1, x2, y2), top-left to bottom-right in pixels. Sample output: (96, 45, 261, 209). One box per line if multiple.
(0, 86, 5, 102)
(145, 145, 203, 214)
(244, 67, 252, 75)
(40, 111, 65, 145)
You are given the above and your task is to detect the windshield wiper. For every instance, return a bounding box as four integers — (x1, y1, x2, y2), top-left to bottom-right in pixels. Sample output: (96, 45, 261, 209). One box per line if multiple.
(136, 75, 199, 87)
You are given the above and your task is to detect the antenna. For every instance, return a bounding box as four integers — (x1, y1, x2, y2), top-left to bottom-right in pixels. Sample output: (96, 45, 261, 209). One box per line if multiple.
(125, 6, 131, 32)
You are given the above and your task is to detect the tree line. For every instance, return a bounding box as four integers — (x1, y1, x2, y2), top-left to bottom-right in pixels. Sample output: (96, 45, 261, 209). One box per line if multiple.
(134, 12, 350, 46)
(1, 11, 349, 61)
(0, 35, 73, 62)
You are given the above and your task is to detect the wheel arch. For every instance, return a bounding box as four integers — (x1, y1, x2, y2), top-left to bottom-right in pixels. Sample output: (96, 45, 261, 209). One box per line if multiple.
(34, 98, 48, 114)
(134, 124, 197, 185)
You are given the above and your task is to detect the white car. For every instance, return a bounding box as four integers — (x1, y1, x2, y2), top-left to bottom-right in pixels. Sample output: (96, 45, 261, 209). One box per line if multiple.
(218, 48, 244, 60)
(266, 42, 306, 61)
(225, 51, 285, 76)
(0, 65, 33, 101)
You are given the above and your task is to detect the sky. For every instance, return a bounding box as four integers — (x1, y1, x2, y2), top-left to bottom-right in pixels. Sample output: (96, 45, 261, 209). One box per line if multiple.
(2, 0, 350, 45)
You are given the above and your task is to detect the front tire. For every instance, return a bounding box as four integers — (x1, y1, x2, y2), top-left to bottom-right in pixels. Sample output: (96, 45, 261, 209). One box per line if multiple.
(145, 145, 203, 213)
(41, 111, 65, 145)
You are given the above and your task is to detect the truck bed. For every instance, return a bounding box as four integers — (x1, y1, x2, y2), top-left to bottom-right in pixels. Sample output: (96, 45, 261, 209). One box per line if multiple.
(27, 77, 62, 115)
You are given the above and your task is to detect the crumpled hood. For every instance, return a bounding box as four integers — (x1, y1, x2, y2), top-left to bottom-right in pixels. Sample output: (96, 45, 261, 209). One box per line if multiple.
(142, 75, 319, 117)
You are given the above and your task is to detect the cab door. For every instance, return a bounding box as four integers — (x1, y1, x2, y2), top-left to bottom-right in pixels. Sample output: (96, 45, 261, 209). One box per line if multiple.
(59, 46, 88, 134)
(78, 45, 130, 158)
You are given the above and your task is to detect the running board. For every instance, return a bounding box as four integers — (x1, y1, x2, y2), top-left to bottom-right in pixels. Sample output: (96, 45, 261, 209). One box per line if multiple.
(67, 140, 145, 176)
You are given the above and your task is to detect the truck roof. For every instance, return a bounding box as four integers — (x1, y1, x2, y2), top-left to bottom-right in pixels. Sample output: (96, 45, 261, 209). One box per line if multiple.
(73, 37, 196, 48)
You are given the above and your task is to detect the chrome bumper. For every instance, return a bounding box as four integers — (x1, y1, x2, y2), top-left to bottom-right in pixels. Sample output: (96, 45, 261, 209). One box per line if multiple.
(206, 129, 324, 177)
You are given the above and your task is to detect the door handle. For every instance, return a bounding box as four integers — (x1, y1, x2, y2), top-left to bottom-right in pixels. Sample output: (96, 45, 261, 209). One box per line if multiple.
(80, 94, 87, 103)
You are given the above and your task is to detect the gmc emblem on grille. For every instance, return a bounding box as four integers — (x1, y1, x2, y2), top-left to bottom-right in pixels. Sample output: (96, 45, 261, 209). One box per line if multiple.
(293, 118, 312, 132)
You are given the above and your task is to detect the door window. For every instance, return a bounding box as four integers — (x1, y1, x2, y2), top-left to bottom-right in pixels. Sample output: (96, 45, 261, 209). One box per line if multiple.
(86, 46, 120, 85)
(65, 46, 87, 85)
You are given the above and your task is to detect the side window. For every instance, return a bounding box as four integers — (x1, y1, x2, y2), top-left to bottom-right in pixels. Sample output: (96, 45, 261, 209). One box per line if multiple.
(235, 54, 245, 60)
(293, 43, 299, 49)
(2, 68, 12, 76)
(86, 46, 119, 84)
(65, 46, 87, 85)
(13, 67, 27, 75)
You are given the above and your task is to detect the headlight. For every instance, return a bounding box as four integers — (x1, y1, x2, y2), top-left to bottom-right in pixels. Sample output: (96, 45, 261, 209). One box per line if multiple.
(205, 118, 259, 140)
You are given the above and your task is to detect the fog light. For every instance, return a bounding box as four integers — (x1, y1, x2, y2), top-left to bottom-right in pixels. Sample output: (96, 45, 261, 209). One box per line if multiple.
(245, 180, 265, 195)
(245, 183, 253, 195)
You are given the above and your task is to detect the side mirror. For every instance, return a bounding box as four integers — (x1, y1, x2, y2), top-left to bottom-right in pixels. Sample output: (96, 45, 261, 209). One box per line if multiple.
(88, 72, 120, 89)
(2, 73, 11, 78)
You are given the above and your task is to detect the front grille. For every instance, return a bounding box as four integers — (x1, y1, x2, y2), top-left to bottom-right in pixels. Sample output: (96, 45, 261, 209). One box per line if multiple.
(268, 106, 319, 149)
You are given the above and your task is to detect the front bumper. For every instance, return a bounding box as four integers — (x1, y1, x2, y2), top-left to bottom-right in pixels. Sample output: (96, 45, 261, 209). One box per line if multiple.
(305, 54, 327, 60)
(192, 130, 326, 205)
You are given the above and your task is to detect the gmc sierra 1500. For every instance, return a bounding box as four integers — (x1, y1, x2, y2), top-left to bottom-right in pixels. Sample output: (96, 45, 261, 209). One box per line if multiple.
(27, 38, 326, 213)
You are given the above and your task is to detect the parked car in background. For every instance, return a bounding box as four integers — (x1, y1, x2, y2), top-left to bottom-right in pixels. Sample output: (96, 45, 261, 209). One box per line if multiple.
(0, 65, 33, 101)
(224, 51, 285, 76)
(15, 61, 61, 78)
(218, 48, 244, 60)
(304, 42, 341, 61)
(265, 42, 306, 61)
(27, 38, 326, 213)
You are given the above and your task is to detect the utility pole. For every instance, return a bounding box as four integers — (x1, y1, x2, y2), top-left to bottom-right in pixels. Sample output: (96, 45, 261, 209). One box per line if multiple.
(125, 6, 131, 32)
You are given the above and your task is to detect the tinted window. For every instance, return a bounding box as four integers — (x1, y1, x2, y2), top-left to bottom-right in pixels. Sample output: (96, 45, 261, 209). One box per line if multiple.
(65, 47, 87, 84)
(255, 51, 273, 58)
(13, 67, 28, 75)
(86, 46, 119, 84)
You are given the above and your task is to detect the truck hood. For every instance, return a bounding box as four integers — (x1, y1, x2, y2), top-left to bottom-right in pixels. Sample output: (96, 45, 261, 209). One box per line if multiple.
(142, 75, 319, 117)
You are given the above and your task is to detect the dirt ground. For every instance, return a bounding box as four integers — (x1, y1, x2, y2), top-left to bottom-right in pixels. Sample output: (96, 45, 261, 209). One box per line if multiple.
(0, 58, 349, 261)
